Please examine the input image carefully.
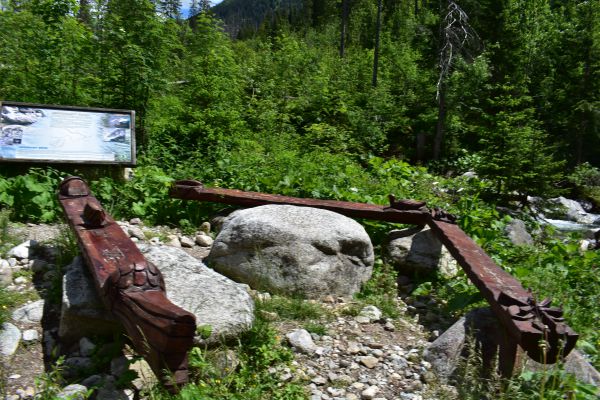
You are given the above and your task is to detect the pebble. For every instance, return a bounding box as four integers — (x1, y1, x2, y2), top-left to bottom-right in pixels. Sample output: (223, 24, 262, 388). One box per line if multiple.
(361, 385, 380, 399)
(359, 356, 379, 369)
(22, 329, 39, 342)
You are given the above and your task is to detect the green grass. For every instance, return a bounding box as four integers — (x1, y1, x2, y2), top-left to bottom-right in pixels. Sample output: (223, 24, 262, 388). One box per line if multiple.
(257, 295, 328, 321)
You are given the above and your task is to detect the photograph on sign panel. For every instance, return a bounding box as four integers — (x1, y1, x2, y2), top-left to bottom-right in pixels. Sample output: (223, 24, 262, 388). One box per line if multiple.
(0, 105, 133, 163)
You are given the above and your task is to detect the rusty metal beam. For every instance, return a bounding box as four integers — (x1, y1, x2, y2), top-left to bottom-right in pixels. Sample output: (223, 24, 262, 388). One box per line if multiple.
(59, 177, 196, 392)
(170, 180, 431, 225)
(170, 180, 578, 370)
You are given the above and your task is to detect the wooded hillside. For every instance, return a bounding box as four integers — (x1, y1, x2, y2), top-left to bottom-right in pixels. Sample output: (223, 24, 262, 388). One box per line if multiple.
(1, 0, 598, 204)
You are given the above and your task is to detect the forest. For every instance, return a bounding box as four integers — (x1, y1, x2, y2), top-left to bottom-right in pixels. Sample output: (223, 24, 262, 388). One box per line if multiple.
(0, 0, 600, 398)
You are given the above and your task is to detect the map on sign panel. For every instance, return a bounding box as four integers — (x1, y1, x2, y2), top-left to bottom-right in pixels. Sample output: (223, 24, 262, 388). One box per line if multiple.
(0, 103, 134, 164)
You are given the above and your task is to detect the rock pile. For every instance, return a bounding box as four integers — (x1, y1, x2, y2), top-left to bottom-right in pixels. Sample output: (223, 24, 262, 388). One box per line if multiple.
(276, 302, 455, 400)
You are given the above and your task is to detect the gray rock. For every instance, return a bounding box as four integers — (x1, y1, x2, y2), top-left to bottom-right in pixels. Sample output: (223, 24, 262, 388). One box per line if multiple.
(64, 356, 93, 376)
(359, 356, 379, 369)
(505, 219, 534, 246)
(549, 197, 599, 224)
(195, 233, 214, 247)
(129, 218, 142, 225)
(207, 205, 374, 298)
(111, 356, 129, 377)
(424, 307, 600, 388)
(199, 222, 211, 234)
(0, 322, 21, 357)
(423, 308, 498, 381)
(166, 234, 181, 247)
(127, 226, 146, 241)
(357, 306, 382, 323)
(30, 259, 48, 273)
(0, 261, 12, 286)
(385, 226, 458, 278)
(7, 240, 37, 259)
(524, 349, 600, 388)
(138, 244, 254, 344)
(94, 376, 129, 400)
(79, 337, 96, 357)
(130, 358, 157, 390)
(57, 384, 88, 400)
(179, 235, 195, 248)
(59, 257, 119, 341)
(22, 329, 39, 342)
(361, 385, 380, 399)
(286, 329, 318, 354)
(12, 300, 44, 323)
(211, 349, 240, 377)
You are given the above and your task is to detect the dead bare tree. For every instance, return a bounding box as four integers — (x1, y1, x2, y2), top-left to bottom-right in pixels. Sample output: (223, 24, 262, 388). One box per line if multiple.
(433, 0, 481, 160)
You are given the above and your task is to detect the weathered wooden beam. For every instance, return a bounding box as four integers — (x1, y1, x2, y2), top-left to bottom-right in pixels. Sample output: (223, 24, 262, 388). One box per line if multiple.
(59, 177, 196, 392)
(170, 180, 578, 371)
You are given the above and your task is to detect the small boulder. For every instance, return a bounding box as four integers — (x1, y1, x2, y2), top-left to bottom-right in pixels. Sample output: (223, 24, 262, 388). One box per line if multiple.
(12, 300, 44, 323)
(127, 226, 146, 241)
(57, 384, 88, 400)
(0, 260, 12, 286)
(286, 329, 318, 354)
(179, 236, 195, 248)
(505, 219, 533, 246)
(385, 226, 458, 278)
(549, 197, 598, 224)
(424, 308, 600, 388)
(7, 240, 38, 260)
(195, 233, 214, 247)
(207, 205, 374, 299)
(0, 322, 21, 358)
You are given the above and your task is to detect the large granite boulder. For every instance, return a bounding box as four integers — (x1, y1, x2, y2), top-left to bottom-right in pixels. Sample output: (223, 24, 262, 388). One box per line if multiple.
(138, 244, 254, 344)
(60, 247, 254, 345)
(206, 205, 374, 299)
(384, 226, 458, 278)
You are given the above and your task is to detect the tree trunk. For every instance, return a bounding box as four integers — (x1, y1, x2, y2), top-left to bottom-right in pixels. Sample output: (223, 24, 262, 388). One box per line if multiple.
(433, 82, 446, 160)
(340, 0, 349, 58)
(372, 0, 383, 87)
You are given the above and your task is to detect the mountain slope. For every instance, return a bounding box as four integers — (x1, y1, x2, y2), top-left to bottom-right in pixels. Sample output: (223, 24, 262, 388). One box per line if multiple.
(212, 0, 303, 37)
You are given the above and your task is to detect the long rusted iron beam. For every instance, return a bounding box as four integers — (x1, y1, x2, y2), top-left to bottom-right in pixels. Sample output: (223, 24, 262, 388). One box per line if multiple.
(59, 177, 196, 391)
(170, 180, 431, 225)
(170, 180, 578, 371)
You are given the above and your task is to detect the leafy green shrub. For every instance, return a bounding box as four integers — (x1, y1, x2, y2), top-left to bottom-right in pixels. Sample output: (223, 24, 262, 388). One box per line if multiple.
(568, 162, 600, 207)
(0, 168, 62, 223)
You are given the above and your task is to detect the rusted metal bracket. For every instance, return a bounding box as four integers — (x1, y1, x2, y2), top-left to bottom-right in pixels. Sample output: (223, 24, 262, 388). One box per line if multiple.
(170, 180, 578, 373)
(59, 177, 196, 391)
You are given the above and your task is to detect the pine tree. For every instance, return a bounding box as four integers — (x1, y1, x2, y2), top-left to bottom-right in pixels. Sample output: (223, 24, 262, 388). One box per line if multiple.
(158, 0, 181, 19)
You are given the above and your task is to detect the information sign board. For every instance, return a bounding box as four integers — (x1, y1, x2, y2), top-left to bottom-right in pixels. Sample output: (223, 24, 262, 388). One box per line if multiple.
(0, 102, 136, 165)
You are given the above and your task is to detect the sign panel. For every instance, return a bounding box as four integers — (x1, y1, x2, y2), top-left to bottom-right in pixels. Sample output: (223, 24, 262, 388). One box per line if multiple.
(0, 102, 136, 165)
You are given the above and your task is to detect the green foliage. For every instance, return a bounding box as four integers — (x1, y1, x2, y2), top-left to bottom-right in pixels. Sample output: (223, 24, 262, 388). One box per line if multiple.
(356, 259, 400, 318)
(258, 295, 326, 321)
(147, 306, 305, 399)
(0, 168, 62, 223)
